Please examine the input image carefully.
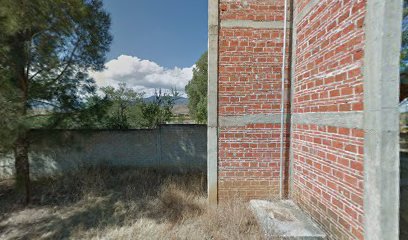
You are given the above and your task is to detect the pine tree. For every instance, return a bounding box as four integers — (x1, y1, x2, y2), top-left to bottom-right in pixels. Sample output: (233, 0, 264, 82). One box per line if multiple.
(0, 0, 112, 203)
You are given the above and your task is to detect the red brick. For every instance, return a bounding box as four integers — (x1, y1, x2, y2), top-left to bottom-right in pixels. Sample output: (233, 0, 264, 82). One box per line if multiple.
(217, 1, 366, 239)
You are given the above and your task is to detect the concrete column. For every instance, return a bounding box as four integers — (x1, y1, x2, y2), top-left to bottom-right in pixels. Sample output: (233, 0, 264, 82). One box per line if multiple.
(208, 0, 219, 205)
(288, 0, 296, 198)
(363, 0, 402, 239)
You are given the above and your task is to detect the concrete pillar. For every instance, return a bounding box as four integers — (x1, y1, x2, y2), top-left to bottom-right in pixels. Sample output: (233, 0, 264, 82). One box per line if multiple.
(363, 0, 403, 239)
(208, 0, 219, 205)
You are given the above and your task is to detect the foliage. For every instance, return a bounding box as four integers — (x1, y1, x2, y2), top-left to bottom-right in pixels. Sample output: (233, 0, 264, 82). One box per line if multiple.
(47, 84, 179, 129)
(141, 89, 180, 128)
(402, 0, 408, 72)
(0, 81, 22, 154)
(185, 52, 208, 124)
(0, 0, 112, 202)
(53, 94, 112, 129)
(0, 0, 112, 140)
(101, 83, 144, 129)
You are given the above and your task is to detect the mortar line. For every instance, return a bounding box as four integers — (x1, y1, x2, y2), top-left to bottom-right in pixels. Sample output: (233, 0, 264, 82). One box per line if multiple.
(294, 0, 320, 25)
(220, 19, 290, 29)
(218, 112, 364, 129)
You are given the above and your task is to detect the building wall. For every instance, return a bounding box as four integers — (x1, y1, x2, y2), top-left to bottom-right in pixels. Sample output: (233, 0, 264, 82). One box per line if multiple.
(217, 0, 291, 200)
(211, 0, 401, 239)
(291, 1, 366, 239)
(0, 125, 207, 179)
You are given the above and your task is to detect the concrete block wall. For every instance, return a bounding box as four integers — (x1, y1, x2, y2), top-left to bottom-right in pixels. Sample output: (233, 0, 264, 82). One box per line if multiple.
(209, 0, 402, 239)
(0, 125, 207, 179)
(216, 0, 291, 200)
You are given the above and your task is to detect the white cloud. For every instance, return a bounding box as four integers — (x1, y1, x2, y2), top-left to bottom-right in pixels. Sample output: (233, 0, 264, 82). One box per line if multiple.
(90, 55, 194, 96)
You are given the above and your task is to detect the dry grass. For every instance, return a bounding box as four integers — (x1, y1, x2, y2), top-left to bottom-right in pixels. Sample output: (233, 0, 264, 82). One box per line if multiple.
(0, 167, 262, 240)
(401, 186, 408, 240)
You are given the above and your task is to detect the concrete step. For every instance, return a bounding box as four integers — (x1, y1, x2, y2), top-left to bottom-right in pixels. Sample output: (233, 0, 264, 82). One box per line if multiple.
(250, 200, 326, 240)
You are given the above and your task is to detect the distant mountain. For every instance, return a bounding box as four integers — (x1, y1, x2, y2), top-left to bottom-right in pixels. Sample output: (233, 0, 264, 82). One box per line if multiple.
(143, 96, 189, 106)
(174, 97, 189, 105)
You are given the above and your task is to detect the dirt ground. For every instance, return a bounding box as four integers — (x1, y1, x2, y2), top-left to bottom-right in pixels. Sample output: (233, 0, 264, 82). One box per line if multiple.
(0, 167, 262, 240)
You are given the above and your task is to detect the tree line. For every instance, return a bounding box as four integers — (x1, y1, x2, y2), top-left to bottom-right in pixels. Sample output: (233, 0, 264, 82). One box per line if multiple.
(31, 83, 180, 130)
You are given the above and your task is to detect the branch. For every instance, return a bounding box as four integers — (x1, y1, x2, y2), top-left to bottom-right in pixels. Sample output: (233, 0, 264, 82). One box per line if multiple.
(0, 51, 10, 64)
(51, 39, 81, 83)
(31, 99, 60, 109)
(24, 26, 44, 80)
(29, 68, 45, 81)
(25, 28, 35, 79)
(25, 113, 54, 119)
(29, 63, 60, 81)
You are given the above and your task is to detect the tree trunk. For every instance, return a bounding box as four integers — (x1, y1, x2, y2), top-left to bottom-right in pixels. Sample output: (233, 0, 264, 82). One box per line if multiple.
(14, 133, 30, 204)
(10, 31, 31, 205)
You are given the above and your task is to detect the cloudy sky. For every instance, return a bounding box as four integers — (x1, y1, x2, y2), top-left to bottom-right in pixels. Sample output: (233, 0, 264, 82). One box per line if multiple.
(91, 0, 208, 96)
(90, 55, 194, 96)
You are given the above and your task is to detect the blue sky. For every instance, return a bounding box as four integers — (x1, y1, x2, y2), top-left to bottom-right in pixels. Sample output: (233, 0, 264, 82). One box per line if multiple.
(103, 0, 208, 68)
(91, 0, 208, 96)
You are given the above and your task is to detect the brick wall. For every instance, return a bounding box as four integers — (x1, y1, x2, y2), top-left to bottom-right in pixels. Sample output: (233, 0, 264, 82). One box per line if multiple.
(291, 125, 364, 239)
(217, 0, 291, 200)
(293, 0, 365, 114)
(214, 0, 401, 238)
(220, 0, 286, 21)
(291, 1, 366, 239)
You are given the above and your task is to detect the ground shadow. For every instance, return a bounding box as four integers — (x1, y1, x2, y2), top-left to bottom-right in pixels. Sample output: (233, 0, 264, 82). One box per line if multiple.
(400, 151, 408, 239)
(0, 167, 207, 239)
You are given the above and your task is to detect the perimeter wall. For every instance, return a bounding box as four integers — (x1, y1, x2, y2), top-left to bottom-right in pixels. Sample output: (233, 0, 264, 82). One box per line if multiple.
(0, 125, 207, 179)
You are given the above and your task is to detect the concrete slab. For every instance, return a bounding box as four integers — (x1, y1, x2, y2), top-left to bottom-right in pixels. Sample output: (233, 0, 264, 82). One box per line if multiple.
(250, 200, 326, 239)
